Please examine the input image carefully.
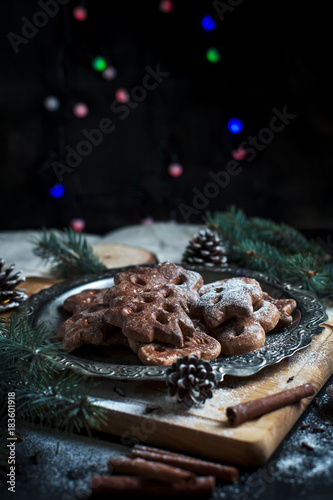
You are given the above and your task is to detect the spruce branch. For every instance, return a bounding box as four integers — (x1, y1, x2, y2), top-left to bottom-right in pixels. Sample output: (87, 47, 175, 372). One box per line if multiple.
(0, 315, 108, 436)
(250, 217, 312, 254)
(206, 206, 249, 244)
(232, 239, 286, 275)
(13, 367, 108, 434)
(204, 206, 333, 300)
(31, 227, 107, 278)
(282, 254, 331, 293)
(0, 314, 61, 373)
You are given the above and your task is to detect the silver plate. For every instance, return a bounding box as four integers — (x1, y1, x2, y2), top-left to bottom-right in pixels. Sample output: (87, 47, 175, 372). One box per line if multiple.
(19, 265, 328, 382)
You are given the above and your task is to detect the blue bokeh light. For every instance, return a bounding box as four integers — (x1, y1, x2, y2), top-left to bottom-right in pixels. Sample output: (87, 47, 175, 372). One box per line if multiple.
(49, 183, 65, 198)
(202, 15, 217, 31)
(227, 118, 243, 134)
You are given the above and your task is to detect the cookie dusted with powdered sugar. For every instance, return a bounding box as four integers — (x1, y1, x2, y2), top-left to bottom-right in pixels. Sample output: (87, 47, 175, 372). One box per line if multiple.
(208, 299, 279, 356)
(190, 277, 263, 328)
(261, 292, 297, 328)
(156, 260, 204, 305)
(104, 261, 203, 307)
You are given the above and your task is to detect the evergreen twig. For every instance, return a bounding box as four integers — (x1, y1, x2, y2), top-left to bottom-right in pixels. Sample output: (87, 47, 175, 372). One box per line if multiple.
(0, 315, 61, 373)
(250, 217, 313, 254)
(205, 206, 333, 299)
(31, 227, 107, 278)
(0, 314, 109, 473)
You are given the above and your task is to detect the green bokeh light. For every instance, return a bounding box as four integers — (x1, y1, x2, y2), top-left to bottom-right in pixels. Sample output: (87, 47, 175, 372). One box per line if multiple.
(206, 47, 221, 63)
(92, 56, 107, 72)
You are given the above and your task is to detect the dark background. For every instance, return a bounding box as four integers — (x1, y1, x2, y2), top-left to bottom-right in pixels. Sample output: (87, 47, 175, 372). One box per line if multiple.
(0, 0, 332, 236)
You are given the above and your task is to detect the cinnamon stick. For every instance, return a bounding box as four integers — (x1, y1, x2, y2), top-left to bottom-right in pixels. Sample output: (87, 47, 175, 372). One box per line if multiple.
(107, 456, 195, 483)
(226, 383, 315, 426)
(131, 444, 239, 483)
(91, 475, 216, 496)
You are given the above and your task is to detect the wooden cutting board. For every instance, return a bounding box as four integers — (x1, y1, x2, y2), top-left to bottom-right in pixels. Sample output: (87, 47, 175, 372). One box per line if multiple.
(4, 277, 333, 467)
(91, 321, 333, 467)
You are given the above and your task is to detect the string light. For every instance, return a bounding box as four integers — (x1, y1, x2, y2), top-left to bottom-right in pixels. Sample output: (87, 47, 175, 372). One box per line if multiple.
(102, 66, 117, 80)
(44, 95, 60, 112)
(206, 47, 221, 63)
(92, 56, 107, 72)
(73, 6, 88, 22)
(159, 0, 174, 13)
(115, 88, 130, 103)
(70, 218, 86, 232)
(231, 146, 248, 160)
(228, 118, 243, 134)
(202, 15, 217, 31)
(168, 163, 183, 178)
(73, 102, 89, 118)
(49, 183, 65, 198)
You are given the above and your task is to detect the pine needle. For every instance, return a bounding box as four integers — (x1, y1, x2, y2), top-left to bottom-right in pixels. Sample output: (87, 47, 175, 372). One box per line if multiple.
(205, 205, 333, 299)
(0, 315, 108, 438)
(31, 227, 107, 278)
(250, 217, 312, 254)
(0, 314, 59, 363)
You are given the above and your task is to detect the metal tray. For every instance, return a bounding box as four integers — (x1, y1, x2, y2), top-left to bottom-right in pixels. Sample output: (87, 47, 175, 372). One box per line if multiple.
(20, 265, 328, 382)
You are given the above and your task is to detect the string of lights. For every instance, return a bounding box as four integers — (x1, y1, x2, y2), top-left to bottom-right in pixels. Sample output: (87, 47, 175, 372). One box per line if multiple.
(41, 1, 245, 231)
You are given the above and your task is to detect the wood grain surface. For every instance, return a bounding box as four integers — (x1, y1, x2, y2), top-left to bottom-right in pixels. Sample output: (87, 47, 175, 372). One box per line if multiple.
(92, 242, 157, 268)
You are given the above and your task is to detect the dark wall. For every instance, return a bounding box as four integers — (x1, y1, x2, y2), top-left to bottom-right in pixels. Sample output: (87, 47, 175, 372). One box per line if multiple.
(1, 0, 332, 235)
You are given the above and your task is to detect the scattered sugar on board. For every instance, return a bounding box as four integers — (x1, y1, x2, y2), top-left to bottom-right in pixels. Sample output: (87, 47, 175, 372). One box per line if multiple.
(273, 399, 333, 484)
(112, 342, 330, 424)
(98, 323, 332, 440)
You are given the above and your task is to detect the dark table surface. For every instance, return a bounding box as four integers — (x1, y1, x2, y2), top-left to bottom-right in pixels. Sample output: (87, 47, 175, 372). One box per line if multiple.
(1, 375, 333, 500)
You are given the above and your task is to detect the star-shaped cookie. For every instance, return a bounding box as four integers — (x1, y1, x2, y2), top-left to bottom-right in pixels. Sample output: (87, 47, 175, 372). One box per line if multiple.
(104, 284, 195, 347)
(190, 277, 263, 328)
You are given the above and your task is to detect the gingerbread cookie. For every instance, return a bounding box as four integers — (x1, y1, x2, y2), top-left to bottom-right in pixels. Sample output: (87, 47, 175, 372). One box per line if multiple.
(156, 260, 204, 305)
(115, 266, 166, 289)
(128, 320, 221, 366)
(190, 277, 263, 328)
(208, 299, 279, 356)
(104, 284, 196, 347)
(252, 298, 280, 333)
(102, 329, 130, 348)
(211, 318, 266, 356)
(104, 261, 203, 307)
(103, 267, 167, 306)
(63, 288, 108, 315)
(57, 303, 127, 352)
(261, 292, 297, 328)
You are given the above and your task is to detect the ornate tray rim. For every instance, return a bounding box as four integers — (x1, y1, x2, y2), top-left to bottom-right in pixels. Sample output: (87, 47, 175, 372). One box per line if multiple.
(19, 264, 329, 382)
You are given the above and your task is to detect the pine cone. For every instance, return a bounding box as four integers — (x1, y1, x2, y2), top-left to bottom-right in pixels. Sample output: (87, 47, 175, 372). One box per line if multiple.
(165, 354, 216, 408)
(0, 258, 27, 312)
(182, 229, 227, 267)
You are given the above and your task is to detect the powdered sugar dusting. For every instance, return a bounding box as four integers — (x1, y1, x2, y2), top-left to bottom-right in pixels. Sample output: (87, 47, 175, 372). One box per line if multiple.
(273, 396, 333, 483)
(253, 300, 280, 332)
(192, 278, 263, 328)
(198, 278, 262, 310)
